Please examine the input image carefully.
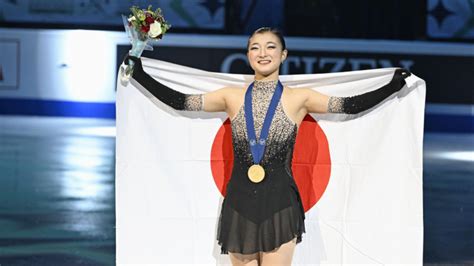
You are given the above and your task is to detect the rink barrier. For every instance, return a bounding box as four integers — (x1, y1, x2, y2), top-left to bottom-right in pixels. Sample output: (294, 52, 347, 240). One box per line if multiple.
(0, 98, 471, 133)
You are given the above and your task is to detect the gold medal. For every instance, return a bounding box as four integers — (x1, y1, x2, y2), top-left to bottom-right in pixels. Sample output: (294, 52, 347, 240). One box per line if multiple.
(248, 164, 265, 183)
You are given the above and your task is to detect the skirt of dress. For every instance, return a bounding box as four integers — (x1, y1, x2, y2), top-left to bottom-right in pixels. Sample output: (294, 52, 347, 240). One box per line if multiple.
(216, 181, 306, 255)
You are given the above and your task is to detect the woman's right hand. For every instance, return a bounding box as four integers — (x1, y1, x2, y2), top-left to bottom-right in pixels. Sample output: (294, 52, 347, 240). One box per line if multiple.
(124, 55, 143, 73)
(124, 38, 148, 72)
(120, 54, 144, 83)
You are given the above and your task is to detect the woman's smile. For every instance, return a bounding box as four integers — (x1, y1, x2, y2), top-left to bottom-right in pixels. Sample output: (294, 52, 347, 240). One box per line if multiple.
(258, 59, 272, 65)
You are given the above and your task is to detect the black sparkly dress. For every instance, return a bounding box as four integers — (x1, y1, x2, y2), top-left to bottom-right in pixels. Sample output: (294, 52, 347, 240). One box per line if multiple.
(216, 80, 306, 254)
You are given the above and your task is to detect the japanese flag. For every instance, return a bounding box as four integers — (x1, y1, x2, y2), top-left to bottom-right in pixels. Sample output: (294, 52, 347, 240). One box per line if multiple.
(115, 57, 425, 265)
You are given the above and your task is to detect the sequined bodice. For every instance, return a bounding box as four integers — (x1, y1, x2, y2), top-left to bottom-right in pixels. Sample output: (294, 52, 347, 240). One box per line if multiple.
(219, 80, 306, 253)
(230, 80, 298, 168)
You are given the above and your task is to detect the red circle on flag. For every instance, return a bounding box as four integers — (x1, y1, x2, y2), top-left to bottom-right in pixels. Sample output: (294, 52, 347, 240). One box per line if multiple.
(210, 114, 331, 212)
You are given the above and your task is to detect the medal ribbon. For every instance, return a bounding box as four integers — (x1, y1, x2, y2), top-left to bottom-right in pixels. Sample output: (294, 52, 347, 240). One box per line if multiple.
(244, 80, 284, 165)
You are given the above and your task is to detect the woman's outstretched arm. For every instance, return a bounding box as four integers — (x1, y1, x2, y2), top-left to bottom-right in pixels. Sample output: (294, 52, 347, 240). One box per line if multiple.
(124, 55, 228, 112)
(304, 68, 411, 114)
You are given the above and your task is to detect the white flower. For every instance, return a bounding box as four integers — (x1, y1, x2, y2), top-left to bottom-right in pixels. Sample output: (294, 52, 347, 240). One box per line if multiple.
(148, 21, 162, 38)
(127, 16, 136, 22)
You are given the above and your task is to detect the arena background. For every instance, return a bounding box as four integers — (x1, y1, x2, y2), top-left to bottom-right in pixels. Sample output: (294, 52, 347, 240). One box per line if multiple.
(0, 0, 472, 265)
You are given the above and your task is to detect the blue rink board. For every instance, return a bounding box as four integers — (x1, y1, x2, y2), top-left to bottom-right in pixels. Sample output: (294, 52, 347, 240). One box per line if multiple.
(0, 98, 471, 133)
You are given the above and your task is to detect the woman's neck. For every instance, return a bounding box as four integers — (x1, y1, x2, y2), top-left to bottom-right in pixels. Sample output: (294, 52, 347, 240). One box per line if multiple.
(254, 77, 278, 82)
(254, 71, 279, 81)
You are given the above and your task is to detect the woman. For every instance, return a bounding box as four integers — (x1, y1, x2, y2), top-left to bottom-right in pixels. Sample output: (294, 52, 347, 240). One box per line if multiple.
(123, 27, 410, 266)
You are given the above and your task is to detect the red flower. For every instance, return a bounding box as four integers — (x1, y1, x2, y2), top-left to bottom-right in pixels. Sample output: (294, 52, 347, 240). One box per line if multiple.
(141, 25, 150, 33)
(145, 16, 154, 25)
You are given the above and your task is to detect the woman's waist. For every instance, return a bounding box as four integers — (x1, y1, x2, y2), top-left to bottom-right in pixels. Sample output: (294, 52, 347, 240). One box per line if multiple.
(232, 160, 293, 173)
(229, 161, 294, 188)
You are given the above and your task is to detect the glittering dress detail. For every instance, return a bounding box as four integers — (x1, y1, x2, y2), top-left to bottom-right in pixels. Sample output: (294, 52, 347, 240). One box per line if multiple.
(327, 96, 344, 113)
(216, 80, 306, 254)
(184, 94, 203, 111)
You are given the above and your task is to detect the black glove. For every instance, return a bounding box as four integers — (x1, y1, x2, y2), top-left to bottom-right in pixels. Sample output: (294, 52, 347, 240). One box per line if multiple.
(327, 68, 411, 114)
(393, 68, 411, 90)
(123, 55, 203, 111)
(124, 54, 145, 74)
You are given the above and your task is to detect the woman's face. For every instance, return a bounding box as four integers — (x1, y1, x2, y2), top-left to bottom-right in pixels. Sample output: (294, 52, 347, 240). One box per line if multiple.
(247, 32, 287, 80)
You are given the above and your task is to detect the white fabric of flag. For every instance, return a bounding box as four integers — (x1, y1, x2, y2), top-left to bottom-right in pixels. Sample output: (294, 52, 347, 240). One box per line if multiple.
(115, 57, 425, 265)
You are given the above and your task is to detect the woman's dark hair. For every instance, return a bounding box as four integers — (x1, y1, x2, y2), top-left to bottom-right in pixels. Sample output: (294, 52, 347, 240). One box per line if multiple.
(247, 27, 286, 51)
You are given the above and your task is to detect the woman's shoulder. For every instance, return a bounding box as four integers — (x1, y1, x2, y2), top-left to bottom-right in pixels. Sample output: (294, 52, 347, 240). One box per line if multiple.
(219, 85, 246, 94)
(208, 86, 245, 102)
(283, 85, 311, 96)
(224, 85, 246, 90)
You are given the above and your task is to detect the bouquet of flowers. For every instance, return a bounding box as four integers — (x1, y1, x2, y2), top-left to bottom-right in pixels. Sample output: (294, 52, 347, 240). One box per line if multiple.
(120, 5, 171, 82)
